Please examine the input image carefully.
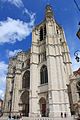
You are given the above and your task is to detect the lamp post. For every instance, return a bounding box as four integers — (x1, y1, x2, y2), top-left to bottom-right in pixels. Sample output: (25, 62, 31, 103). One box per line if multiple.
(74, 50, 80, 62)
(76, 22, 80, 39)
(73, 0, 80, 39)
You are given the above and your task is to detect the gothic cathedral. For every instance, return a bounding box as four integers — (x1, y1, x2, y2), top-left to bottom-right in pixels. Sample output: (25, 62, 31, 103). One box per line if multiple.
(4, 5, 73, 118)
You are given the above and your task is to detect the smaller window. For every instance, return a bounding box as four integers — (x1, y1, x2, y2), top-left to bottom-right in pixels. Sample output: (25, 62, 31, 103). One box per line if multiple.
(13, 67, 15, 74)
(44, 25, 46, 39)
(27, 59, 30, 66)
(39, 54, 40, 62)
(40, 65, 48, 85)
(57, 30, 59, 34)
(40, 27, 43, 41)
(22, 63, 24, 68)
(79, 92, 80, 98)
(60, 38, 62, 42)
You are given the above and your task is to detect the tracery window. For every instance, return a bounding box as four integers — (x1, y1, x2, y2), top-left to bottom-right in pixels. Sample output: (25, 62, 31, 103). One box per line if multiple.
(22, 70, 30, 89)
(40, 65, 48, 84)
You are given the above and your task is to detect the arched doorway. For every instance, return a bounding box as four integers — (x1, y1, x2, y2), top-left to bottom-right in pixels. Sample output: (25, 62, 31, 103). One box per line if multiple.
(39, 97, 46, 117)
(20, 91, 29, 116)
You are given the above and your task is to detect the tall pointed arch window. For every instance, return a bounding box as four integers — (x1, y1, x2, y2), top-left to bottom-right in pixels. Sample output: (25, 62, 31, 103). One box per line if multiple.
(22, 70, 30, 89)
(40, 65, 48, 84)
(40, 25, 46, 41)
(40, 27, 43, 41)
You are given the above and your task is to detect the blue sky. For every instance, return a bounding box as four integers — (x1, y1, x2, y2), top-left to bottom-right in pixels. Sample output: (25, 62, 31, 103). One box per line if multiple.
(0, 0, 80, 99)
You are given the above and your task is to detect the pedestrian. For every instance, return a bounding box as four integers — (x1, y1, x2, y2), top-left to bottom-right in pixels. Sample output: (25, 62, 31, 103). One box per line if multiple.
(61, 112, 63, 118)
(19, 113, 23, 120)
(64, 112, 67, 118)
(8, 115, 12, 120)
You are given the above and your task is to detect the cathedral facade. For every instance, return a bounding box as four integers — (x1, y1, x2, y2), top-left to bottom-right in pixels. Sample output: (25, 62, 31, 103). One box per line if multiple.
(4, 5, 73, 118)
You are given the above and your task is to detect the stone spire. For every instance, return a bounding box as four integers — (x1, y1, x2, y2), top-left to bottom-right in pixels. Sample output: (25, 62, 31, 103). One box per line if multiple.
(45, 4, 53, 20)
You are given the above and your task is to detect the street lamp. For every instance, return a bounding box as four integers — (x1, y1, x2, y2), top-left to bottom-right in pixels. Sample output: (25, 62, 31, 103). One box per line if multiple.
(76, 22, 80, 39)
(74, 50, 80, 62)
(73, 0, 80, 39)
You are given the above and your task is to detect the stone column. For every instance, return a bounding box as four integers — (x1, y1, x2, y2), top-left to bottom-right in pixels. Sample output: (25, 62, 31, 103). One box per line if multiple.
(11, 68, 21, 116)
(46, 19, 71, 117)
(29, 30, 39, 117)
(61, 31, 73, 77)
(3, 74, 13, 116)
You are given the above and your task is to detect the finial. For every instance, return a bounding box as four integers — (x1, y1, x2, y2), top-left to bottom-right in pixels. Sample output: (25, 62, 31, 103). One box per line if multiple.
(45, 4, 53, 20)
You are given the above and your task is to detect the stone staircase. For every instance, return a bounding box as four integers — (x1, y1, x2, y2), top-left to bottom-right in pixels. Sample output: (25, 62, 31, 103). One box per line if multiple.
(22, 117, 75, 120)
(0, 116, 75, 120)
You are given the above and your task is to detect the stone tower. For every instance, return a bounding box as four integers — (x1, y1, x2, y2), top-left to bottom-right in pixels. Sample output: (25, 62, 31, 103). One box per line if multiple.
(30, 5, 72, 117)
(4, 5, 73, 118)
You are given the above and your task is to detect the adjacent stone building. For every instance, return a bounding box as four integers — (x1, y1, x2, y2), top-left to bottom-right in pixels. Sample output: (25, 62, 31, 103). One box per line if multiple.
(0, 98, 3, 116)
(0, 99, 3, 111)
(69, 68, 80, 116)
(4, 5, 73, 118)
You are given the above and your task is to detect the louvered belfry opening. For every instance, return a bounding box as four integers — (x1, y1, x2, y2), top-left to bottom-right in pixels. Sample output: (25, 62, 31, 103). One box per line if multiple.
(40, 25, 46, 41)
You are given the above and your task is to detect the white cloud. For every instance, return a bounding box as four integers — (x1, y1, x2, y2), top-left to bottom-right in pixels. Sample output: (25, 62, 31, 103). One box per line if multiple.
(7, 49, 22, 57)
(0, 61, 8, 99)
(23, 8, 35, 26)
(0, 61, 8, 83)
(1, 0, 24, 8)
(0, 89, 4, 100)
(0, 11, 35, 44)
(0, 0, 36, 44)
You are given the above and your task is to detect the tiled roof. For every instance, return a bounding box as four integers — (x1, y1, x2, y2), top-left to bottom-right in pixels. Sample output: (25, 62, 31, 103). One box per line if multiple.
(73, 68, 80, 76)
